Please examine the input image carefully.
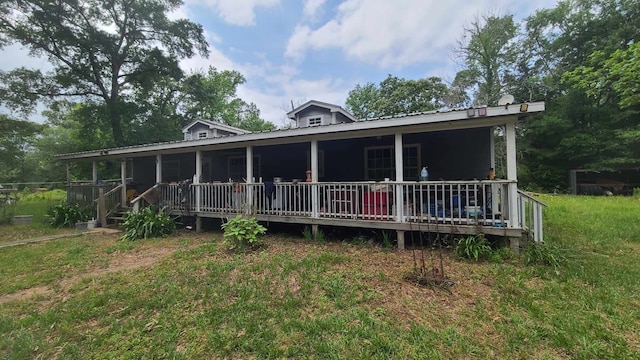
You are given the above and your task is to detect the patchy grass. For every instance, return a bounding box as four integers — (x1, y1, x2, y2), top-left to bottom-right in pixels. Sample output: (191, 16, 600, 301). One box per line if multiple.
(0, 195, 639, 359)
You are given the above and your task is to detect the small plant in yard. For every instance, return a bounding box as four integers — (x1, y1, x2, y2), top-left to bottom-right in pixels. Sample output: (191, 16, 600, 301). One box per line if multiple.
(221, 215, 266, 251)
(489, 246, 515, 263)
(121, 207, 176, 241)
(523, 241, 566, 270)
(455, 234, 492, 261)
(47, 203, 92, 228)
(302, 226, 313, 241)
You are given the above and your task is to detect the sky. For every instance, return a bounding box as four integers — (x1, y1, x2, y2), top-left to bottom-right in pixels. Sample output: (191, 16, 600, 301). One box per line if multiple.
(0, 0, 558, 126)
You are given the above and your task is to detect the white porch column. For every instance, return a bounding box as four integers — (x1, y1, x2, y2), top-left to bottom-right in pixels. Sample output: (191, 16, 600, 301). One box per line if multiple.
(195, 150, 202, 212)
(92, 161, 98, 184)
(311, 140, 319, 218)
(505, 120, 519, 227)
(394, 133, 404, 227)
(155, 154, 162, 184)
(489, 127, 498, 216)
(120, 159, 127, 208)
(246, 146, 253, 213)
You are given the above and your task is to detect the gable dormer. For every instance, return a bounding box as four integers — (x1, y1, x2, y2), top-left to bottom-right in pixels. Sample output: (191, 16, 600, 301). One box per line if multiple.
(182, 119, 251, 141)
(287, 100, 356, 128)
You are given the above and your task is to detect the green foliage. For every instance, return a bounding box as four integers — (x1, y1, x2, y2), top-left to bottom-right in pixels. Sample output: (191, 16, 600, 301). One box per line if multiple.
(522, 241, 566, 270)
(345, 75, 450, 119)
(489, 246, 514, 263)
(221, 215, 267, 251)
(0, 201, 17, 224)
(46, 203, 91, 228)
(121, 207, 176, 242)
(0, 114, 43, 182)
(0, 0, 208, 146)
(302, 226, 313, 241)
(455, 234, 492, 261)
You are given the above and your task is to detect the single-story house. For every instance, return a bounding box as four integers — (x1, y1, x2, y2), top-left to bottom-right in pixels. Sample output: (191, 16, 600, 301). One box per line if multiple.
(57, 100, 546, 251)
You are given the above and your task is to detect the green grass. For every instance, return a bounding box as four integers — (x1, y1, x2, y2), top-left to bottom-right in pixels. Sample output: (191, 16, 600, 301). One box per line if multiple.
(0, 195, 639, 359)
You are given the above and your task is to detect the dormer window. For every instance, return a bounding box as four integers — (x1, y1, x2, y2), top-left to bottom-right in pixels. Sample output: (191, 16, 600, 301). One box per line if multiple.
(308, 117, 322, 126)
(198, 131, 208, 139)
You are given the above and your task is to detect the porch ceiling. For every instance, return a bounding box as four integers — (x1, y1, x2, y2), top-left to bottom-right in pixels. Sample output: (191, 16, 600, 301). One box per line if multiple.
(55, 102, 544, 161)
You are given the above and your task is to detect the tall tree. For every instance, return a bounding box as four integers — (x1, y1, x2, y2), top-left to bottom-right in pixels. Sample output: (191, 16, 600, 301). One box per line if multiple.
(0, 115, 42, 182)
(345, 75, 449, 119)
(454, 14, 518, 105)
(0, 0, 208, 146)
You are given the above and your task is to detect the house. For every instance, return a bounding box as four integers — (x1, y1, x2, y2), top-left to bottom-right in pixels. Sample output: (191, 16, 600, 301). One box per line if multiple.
(58, 100, 546, 252)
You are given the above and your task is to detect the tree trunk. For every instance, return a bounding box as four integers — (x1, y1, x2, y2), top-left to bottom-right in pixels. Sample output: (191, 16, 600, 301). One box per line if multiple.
(108, 99, 125, 147)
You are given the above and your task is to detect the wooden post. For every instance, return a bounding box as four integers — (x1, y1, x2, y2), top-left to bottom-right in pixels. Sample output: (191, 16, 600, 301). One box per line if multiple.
(397, 230, 405, 250)
(195, 150, 202, 212)
(156, 154, 162, 184)
(120, 159, 127, 208)
(98, 187, 107, 228)
(394, 133, 404, 223)
(245, 146, 253, 214)
(505, 120, 519, 227)
(311, 140, 319, 218)
(92, 161, 98, 184)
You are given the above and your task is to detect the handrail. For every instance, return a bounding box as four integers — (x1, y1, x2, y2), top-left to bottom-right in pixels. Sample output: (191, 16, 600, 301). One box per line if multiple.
(130, 184, 160, 211)
(517, 190, 546, 243)
(517, 190, 548, 207)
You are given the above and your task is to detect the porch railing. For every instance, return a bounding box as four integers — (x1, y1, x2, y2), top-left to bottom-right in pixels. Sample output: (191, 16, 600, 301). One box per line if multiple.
(67, 183, 118, 207)
(158, 180, 524, 229)
(517, 190, 546, 243)
(99, 184, 124, 219)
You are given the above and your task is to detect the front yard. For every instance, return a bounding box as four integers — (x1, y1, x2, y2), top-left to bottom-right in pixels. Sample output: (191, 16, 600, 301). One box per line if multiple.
(0, 195, 639, 359)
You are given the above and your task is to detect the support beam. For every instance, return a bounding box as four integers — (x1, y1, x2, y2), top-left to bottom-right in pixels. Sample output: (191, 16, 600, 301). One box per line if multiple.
(505, 120, 519, 227)
(156, 154, 162, 184)
(92, 161, 98, 184)
(195, 216, 202, 233)
(120, 159, 127, 208)
(66, 162, 71, 185)
(310, 140, 319, 218)
(396, 230, 405, 250)
(394, 133, 404, 223)
(195, 151, 202, 212)
(246, 146, 253, 213)
(312, 224, 319, 240)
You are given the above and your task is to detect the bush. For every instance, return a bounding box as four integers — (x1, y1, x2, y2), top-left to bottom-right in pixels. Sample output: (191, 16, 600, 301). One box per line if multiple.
(47, 203, 92, 228)
(0, 202, 17, 225)
(455, 234, 492, 261)
(121, 207, 176, 241)
(221, 215, 266, 251)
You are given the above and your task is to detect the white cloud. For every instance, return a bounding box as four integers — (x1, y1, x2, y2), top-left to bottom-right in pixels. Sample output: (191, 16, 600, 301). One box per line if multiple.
(286, 0, 557, 68)
(303, 0, 327, 20)
(187, 0, 280, 26)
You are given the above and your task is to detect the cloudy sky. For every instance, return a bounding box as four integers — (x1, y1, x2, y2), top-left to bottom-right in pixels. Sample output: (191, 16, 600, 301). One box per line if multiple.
(1, 0, 558, 125)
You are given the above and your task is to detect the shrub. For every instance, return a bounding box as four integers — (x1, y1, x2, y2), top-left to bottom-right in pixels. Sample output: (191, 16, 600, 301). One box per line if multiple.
(47, 203, 92, 228)
(221, 215, 266, 251)
(0, 202, 17, 225)
(523, 241, 565, 270)
(121, 207, 176, 241)
(489, 246, 515, 263)
(455, 234, 492, 261)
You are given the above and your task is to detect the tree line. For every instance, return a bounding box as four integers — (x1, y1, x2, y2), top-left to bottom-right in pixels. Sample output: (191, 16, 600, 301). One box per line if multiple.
(1, 0, 638, 191)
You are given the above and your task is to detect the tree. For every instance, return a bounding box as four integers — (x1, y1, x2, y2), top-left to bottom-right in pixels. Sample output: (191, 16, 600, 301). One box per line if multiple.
(345, 75, 449, 119)
(179, 67, 275, 132)
(0, 114, 42, 182)
(454, 14, 518, 105)
(0, 0, 208, 146)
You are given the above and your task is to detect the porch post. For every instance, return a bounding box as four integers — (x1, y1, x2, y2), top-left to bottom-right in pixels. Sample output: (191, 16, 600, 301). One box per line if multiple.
(195, 150, 202, 213)
(66, 162, 71, 185)
(92, 161, 98, 184)
(120, 159, 127, 208)
(394, 132, 405, 249)
(246, 146, 253, 213)
(156, 154, 162, 184)
(505, 120, 519, 227)
(311, 140, 319, 218)
(489, 127, 498, 216)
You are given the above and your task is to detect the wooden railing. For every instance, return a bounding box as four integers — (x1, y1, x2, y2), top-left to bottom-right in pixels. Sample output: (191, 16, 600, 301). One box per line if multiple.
(517, 190, 546, 243)
(157, 180, 526, 229)
(130, 184, 160, 211)
(67, 183, 118, 207)
(97, 184, 124, 221)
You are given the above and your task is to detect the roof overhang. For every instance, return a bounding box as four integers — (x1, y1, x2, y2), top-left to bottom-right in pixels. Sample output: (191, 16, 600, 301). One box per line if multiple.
(56, 102, 544, 161)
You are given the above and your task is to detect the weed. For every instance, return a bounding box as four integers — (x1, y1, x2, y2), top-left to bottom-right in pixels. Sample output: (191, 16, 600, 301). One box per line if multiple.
(302, 226, 313, 241)
(489, 246, 515, 263)
(455, 234, 492, 261)
(46, 203, 91, 228)
(121, 207, 176, 241)
(315, 228, 325, 242)
(221, 215, 266, 251)
(522, 241, 565, 270)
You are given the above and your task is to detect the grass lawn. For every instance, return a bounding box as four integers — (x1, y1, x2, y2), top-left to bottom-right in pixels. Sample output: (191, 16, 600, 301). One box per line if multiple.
(0, 195, 639, 359)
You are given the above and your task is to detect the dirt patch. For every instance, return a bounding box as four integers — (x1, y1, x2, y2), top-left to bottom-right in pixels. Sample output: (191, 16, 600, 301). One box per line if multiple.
(0, 286, 53, 304)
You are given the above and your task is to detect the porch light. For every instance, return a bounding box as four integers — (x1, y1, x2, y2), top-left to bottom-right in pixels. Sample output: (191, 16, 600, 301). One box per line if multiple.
(466, 108, 476, 117)
(520, 103, 529, 112)
(477, 107, 487, 116)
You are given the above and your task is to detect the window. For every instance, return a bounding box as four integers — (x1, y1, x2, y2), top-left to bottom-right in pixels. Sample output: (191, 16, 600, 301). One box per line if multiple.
(308, 116, 322, 126)
(306, 150, 325, 178)
(364, 144, 421, 180)
(228, 155, 261, 182)
(198, 131, 208, 139)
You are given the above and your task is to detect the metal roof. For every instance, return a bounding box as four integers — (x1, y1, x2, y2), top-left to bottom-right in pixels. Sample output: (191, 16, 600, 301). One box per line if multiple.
(55, 102, 545, 161)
